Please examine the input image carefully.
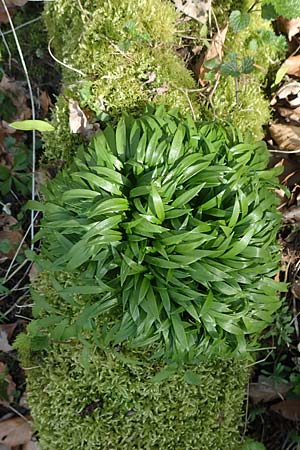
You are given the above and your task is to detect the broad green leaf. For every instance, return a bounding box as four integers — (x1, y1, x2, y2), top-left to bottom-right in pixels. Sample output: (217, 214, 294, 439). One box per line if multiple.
(10, 119, 55, 132)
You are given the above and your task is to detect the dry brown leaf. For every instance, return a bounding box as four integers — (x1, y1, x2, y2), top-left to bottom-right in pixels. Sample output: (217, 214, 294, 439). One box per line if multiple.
(0, 331, 13, 353)
(0, 323, 17, 341)
(269, 122, 300, 150)
(0, 417, 32, 447)
(38, 90, 52, 116)
(271, 81, 300, 107)
(278, 17, 300, 41)
(69, 99, 92, 136)
(281, 55, 300, 77)
(0, 214, 23, 259)
(197, 24, 228, 85)
(0, 362, 16, 405)
(271, 399, 300, 421)
(249, 376, 291, 404)
(277, 105, 300, 123)
(0, 76, 31, 121)
(173, 0, 211, 23)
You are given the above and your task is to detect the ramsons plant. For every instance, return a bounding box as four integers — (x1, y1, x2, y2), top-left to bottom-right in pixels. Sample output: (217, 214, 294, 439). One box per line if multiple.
(30, 106, 285, 361)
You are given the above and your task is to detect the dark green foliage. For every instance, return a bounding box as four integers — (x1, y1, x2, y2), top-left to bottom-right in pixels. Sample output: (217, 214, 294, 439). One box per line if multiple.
(20, 341, 249, 450)
(31, 106, 284, 361)
(262, 0, 300, 19)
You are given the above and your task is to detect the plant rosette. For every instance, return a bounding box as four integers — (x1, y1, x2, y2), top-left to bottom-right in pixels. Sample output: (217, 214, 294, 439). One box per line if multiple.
(29, 106, 286, 361)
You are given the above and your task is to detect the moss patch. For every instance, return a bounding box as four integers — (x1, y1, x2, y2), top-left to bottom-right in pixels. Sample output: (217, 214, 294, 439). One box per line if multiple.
(23, 343, 248, 450)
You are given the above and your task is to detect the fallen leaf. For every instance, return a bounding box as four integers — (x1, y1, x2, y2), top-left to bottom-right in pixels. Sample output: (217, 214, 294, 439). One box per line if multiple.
(278, 17, 300, 41)
(0, 361, 16, 404)
(0, 417, 32, 447)
(269, 122, 300, 150)
(277, 105, 300, 123)
(281, 55, 300, 77)
(271, 81, 300, 107)
(155, 84, 169, 96)
(0, 323, 17, 341)
(0, 330, 13, 352)
(197, 24, 228, 85)
(249, 376, 291, 404)
(0, 6, 15, 24)
(38, 91, 52, 116)
(173, 0, 211, 23)
(69, 99, 92, 136)
(0, 213, 23, 259)
(0, 76, 31, 121)
(283, 206, 300, 222)
(271, 399, 300, 421)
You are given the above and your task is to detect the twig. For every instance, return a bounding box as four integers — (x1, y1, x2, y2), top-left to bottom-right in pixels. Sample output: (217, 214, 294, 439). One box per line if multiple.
(0, 27, 11, 71)
(178, 88, 196, 120)
(4, 212, 39, 282)
(246, 349, 275, 368)
(48, 37, 87, 76)
(269, 148, 300, 154)
(1, 16, 41, 36)
(0, 0, 36, 250)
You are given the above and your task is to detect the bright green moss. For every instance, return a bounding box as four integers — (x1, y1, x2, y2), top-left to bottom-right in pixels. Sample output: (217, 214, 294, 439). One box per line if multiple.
(43, 0, 199, 161)
(22, 343, 248, 450)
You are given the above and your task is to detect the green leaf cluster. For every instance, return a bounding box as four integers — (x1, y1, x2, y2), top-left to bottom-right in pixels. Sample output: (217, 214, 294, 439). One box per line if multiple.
(32, 106, 284, 361)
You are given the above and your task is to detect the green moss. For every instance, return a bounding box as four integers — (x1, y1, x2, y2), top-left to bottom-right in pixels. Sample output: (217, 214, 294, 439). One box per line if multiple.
(22, 342, 248, 450)
(42, 0, 200, 161)
(42, 95, 84, 162)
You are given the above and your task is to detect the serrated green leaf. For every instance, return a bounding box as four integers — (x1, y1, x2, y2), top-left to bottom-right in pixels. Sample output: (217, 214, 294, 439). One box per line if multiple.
(229, 10, 250, 33)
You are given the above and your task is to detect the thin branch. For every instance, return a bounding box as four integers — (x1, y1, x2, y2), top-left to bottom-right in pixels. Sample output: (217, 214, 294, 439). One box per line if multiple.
(0, 27, 12, 71)
(2, 16, 41, 36)
(48, 37, 87, 76)
(4, 212, 39, 282)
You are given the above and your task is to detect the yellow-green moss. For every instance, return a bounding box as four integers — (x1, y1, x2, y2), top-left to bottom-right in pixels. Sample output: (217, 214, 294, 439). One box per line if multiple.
(21, 343, 248, 450)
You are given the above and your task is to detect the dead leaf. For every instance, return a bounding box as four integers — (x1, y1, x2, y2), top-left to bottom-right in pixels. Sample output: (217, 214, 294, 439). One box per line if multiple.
(283, 206, 300, 222)
(0, 214, 23, 259)
(271, 399, 300, 421)
(271, 81, 300, 107)
(0, 76, 31, 121)
(173, 0, 211, 23)
(69, 99, 92, 136)
(0, 362, 16, 404)
(281, 55, 300, 77)
(249, 376, 291, 404)
(278, 17, 300, 41)
(0, 323, 17, 341)
(277, 105, 300, 123)
(269, 122, 300, 150)
(38, 90, 52, 116)
(0, 417, 32, 447)
(0, 331, 13, 353)
(197, 24, 228, 85)
(155, 84, 169, 96)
